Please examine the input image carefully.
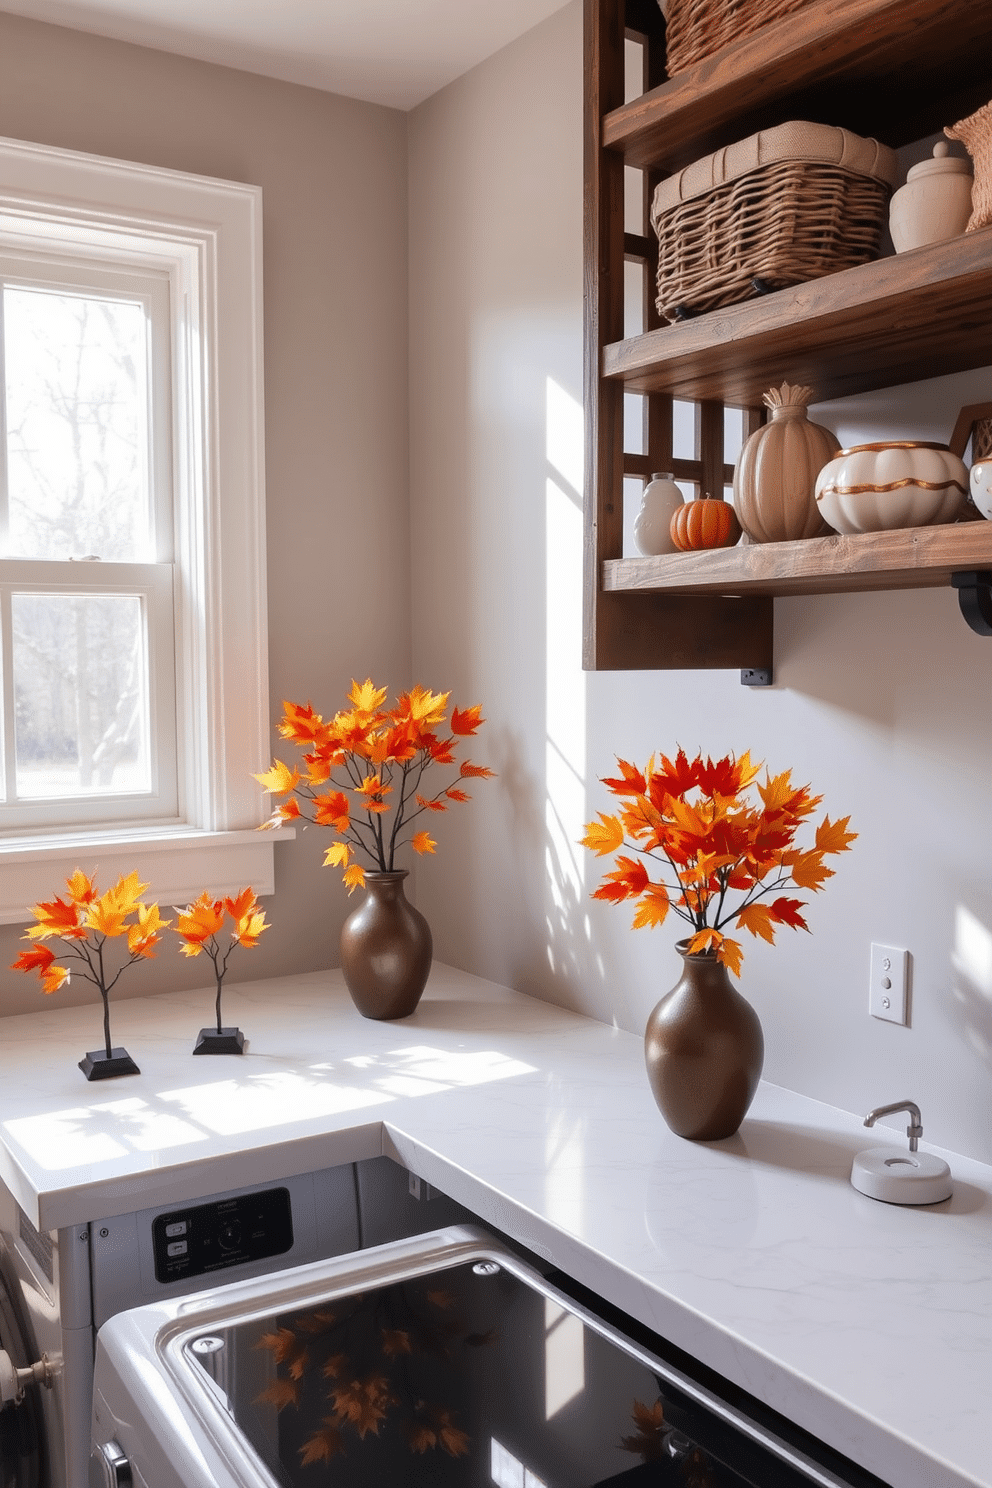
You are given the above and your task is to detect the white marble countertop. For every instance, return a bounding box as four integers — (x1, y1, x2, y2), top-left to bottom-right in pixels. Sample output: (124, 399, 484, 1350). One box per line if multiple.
(1, 964, 989, 1488)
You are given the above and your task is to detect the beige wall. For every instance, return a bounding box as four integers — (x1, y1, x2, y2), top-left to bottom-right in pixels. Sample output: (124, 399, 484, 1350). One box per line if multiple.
(0, 10, 411, 1014)
(408, 1, 992, 1163)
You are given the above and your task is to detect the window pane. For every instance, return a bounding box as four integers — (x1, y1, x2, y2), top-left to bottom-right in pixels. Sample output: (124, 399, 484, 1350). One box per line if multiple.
(12, 592, 150, 797)
(623, 392, 645, 454)
(4, 287, 151, 561)
(624, 165, 643, 235)
(673, 400, 697, 460)
(724, 405, 746, 464)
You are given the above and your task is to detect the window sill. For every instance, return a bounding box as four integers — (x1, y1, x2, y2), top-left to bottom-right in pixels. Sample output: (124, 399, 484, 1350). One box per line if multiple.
(0, 825, 296, 924)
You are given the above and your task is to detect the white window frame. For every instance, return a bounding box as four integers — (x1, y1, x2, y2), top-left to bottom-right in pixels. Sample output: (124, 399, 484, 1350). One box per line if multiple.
(0, 135, 292, 922)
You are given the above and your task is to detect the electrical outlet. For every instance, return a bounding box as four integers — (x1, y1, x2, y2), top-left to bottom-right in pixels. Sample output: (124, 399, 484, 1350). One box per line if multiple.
(869, 943, 909, 1025)
(408, 1173, 421, 1200)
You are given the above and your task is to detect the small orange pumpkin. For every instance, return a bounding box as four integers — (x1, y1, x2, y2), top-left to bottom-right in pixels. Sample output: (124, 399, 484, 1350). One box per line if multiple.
(670, 495, 742, 551)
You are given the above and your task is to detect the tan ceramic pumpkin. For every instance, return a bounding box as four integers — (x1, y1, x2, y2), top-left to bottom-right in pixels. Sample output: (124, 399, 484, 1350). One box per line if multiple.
(733, 383, 840, 542)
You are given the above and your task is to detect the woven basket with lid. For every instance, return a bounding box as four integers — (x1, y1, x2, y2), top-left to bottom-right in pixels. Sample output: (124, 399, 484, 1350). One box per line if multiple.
(650, 121, 899, 324)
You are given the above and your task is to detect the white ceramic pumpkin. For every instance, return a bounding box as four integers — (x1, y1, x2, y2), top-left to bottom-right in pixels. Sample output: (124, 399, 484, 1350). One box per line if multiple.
(814, 442, 969, 534)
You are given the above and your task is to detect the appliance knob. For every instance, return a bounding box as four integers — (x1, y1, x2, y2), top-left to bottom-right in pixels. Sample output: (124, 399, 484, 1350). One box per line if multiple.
(217, 1220, 242, 1250)
(89, 1440, 133, 1488)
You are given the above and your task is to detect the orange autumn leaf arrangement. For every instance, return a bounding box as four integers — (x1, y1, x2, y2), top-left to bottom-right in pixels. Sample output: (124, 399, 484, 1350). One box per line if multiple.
(11, 870, 169, 1077)
(255, 680, 494, 891)
(581, 749, 856, 976)
(173, 888, 269, 1053)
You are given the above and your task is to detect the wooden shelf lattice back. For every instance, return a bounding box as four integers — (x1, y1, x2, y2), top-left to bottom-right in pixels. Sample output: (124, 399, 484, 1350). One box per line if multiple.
(584, 0, 772, 672)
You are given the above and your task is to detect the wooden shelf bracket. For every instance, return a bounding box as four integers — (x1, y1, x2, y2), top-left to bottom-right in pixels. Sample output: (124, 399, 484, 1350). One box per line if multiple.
(951, 571, 992, 637)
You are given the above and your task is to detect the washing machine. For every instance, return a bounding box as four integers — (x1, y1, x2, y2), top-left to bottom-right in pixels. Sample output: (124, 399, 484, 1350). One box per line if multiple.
(3, 1162, 885, 1488)
(0, 1155, 477, 1488)
(87, 1223, 882, 1488)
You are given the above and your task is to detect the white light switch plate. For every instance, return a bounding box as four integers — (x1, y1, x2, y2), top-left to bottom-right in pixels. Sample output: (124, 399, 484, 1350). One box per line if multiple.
(869, 943, 908, 1024)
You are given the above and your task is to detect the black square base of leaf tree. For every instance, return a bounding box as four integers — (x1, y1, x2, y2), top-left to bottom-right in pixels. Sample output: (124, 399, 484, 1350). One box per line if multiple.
(78, 1048, 141, 1080)
(193, 1027, 245, 1055)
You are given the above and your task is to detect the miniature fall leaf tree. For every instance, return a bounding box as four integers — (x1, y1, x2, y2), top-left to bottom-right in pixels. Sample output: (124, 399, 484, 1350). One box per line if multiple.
(256, 681, 494, 891)
(173, 888, 269, 1035)
(581, 750, 855, 975)
(12, 870, 169, 1057)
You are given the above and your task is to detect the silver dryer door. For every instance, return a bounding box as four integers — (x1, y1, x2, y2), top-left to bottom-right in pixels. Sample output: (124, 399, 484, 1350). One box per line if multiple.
(90, 1225, 864, 1488)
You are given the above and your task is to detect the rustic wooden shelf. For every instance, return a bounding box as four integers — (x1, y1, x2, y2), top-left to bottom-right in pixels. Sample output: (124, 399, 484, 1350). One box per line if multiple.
(602, 229, 992, 407)
(603, 521, 992, 600)
(583, 0, 992, 673)
(604, 0, 992, 173)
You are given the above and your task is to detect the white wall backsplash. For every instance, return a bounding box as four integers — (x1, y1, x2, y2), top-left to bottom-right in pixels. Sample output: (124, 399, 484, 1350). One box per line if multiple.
(409, 0, 992, 1164)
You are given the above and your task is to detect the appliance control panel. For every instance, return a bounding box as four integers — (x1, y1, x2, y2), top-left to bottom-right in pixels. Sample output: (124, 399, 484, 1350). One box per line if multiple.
(152, 1186, 293, 1284)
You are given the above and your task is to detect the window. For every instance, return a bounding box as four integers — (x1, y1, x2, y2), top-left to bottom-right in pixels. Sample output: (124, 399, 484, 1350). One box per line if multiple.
(1, 256, 176, 829)
(0, 136, 291, 920)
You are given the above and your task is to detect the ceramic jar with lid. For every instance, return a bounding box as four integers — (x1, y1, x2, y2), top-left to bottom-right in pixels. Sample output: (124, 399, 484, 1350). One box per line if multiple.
(889, 141, 973, 253)
(633, 472, 683, 555)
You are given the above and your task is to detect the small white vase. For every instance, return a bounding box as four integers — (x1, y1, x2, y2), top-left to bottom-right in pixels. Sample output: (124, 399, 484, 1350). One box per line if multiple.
(889, 141, 973, 253)
(633, 472, 682, 555)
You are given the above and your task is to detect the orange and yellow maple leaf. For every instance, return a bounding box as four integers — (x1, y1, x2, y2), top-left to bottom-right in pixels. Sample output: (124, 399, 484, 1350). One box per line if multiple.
(450, 704, 484, 735)
(174, 893, 225, 953)
(815, 814, 858, 854)
(602, 757, 647, 797)
(459, 760, 495, 780)
(348, 678, 389, 714)
(580, 813, 625, 857)
(631, 883, 670, 930)
(769, 897, 810, 931)
(254, 759, 301, 796)
(735, 902, 776, 944)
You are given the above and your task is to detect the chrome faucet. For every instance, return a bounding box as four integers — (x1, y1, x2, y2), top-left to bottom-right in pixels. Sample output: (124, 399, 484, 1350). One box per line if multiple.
(864, 1099, 923, 1152)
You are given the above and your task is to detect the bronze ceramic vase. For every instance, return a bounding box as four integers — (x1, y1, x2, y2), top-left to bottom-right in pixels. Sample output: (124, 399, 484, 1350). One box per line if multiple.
(644, 941, 764, 1140)
(340, 870, 432, 1020)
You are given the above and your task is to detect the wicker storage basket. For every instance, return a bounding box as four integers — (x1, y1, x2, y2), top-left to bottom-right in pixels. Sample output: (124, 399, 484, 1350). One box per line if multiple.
(945, 98, 992, 231)
(658, 0, 815, 75)
(650, 121, 899, 324)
